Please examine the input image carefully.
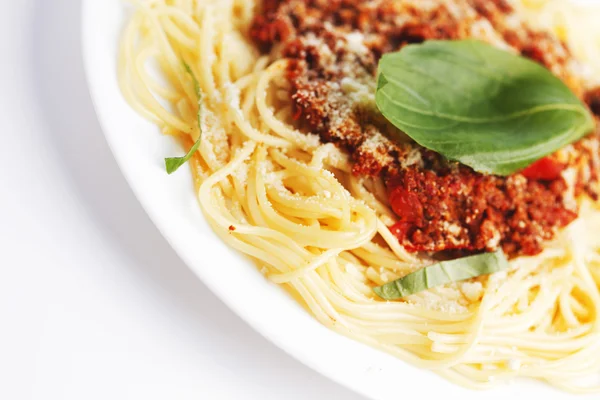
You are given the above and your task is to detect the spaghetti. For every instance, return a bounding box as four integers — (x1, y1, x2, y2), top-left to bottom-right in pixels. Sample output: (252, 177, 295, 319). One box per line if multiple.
(119, 0, 600, 391)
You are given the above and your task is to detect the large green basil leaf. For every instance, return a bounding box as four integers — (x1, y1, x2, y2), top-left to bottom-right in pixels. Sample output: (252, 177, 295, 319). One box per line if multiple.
(375, 40, 595, 176)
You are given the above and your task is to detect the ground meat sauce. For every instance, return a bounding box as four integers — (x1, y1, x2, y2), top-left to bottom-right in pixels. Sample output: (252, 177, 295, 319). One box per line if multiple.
(251, 0, 600, 257)
(587, 88, 600, 117)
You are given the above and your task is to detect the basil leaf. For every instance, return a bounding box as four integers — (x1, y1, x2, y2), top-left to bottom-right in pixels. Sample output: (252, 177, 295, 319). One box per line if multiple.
(183, 61, 200, 96)
(165, 138, 201, 174)
(165, 62, 202, 175)
(373, 250, 509, 300)
(375, 40, 595, 176)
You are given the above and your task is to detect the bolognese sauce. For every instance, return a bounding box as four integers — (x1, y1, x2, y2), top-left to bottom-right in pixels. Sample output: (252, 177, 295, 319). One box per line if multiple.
(251, 0, 600, 257)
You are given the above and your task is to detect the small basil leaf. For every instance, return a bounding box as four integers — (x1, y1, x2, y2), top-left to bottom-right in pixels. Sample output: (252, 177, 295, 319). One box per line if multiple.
(165, 138, 201, 174)
(373, 250, 509, 300)
(375, 40, 595, 176)
(165, 61, 202, 175)
(183, 61, 200, 97)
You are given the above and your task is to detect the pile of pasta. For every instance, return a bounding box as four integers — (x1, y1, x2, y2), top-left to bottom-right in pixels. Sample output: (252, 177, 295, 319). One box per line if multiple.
(119, 0, 600, 391)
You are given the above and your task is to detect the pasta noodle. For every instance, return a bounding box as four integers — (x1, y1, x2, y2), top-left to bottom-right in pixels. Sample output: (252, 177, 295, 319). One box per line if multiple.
(119, 0, 600, 391)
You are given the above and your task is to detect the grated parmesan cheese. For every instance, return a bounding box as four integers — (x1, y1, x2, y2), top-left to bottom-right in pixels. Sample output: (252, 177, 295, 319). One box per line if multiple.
(345, 31, 368, 55)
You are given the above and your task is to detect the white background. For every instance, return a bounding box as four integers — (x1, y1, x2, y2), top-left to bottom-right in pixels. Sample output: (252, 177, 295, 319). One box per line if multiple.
(0, 1, 365, 399)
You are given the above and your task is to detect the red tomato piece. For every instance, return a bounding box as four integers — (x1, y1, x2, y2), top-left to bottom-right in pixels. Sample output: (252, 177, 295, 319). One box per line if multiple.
(389, 221, 411, 241)
(521, 157, 565, 181)
(388, 186, 422, 223)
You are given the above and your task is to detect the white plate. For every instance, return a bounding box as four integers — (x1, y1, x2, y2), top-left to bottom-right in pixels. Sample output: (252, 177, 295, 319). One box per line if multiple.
(81, 2, 594, 399)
